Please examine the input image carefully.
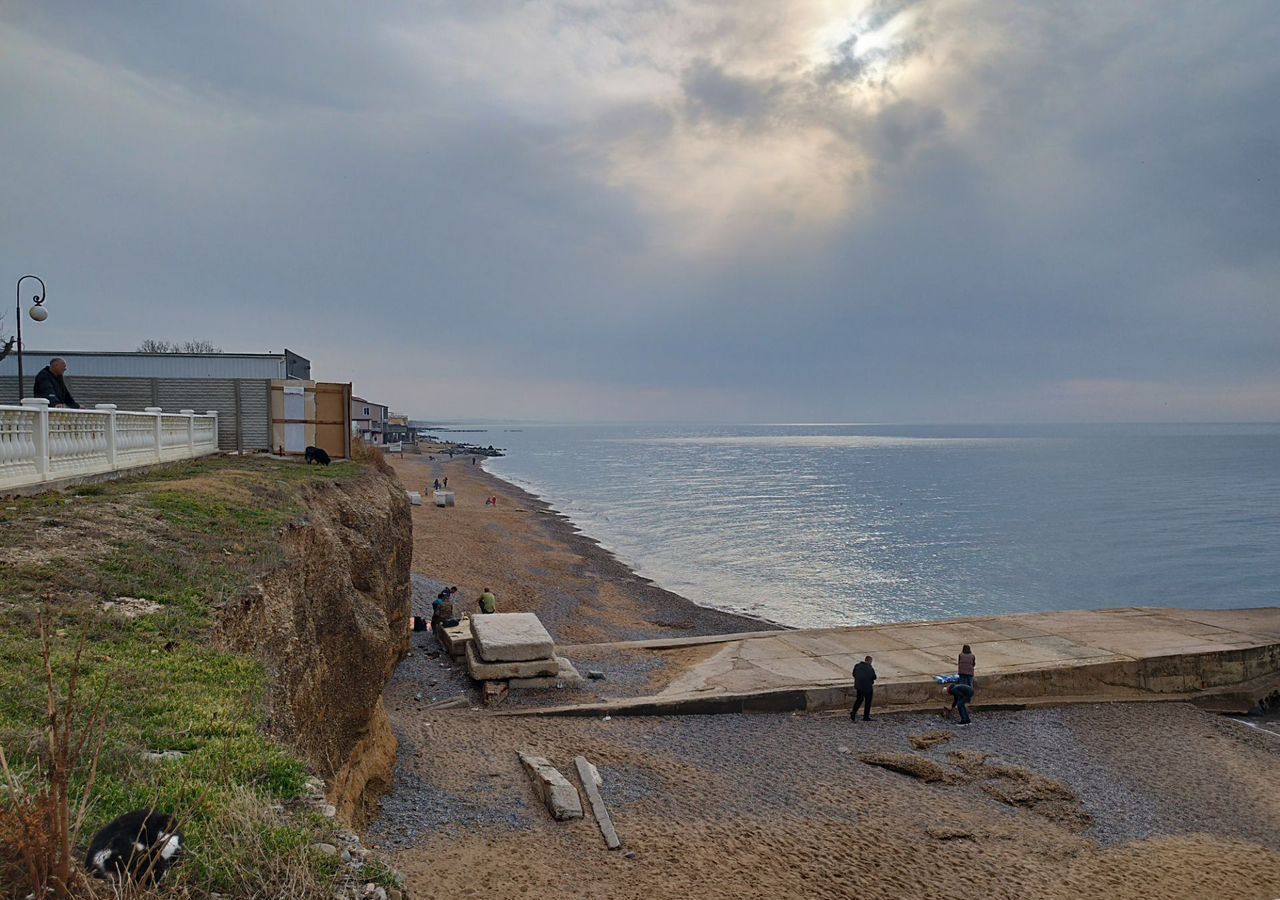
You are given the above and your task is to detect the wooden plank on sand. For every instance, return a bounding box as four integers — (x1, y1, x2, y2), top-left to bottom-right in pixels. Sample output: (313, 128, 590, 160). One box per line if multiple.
(574, 755, 621, 850)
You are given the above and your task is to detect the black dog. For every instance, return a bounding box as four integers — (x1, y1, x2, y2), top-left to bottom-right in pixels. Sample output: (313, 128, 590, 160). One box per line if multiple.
(304, 446, 331, 466)
(86, 809, 183, 885)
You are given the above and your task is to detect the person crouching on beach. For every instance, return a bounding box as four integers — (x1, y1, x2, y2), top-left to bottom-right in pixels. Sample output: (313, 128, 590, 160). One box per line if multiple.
(478, 588, 497, 614)
(850, 656, 876, 721)
(958, 644, 976, 687)
(431, 587, 457, 633)
(946, 682, 974, 725)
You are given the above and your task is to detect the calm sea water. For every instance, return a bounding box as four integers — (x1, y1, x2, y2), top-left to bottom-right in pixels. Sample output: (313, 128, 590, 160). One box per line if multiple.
(474, 424, 1280, 628)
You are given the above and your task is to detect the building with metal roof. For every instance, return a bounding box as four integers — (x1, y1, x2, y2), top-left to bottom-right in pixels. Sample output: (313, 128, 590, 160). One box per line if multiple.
(0, 349, 311, 451)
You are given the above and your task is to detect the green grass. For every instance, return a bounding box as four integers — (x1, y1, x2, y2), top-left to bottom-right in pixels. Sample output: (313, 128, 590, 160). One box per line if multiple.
(0, 455, 375, 897)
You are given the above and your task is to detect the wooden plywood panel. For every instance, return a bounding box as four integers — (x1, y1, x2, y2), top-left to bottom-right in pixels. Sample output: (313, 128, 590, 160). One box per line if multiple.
(314, 382, 351, 459)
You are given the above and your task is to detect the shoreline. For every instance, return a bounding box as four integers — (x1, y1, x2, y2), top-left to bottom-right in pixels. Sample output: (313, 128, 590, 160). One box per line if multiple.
(474, 456, 787, 635)
(387, 446, 777, 645)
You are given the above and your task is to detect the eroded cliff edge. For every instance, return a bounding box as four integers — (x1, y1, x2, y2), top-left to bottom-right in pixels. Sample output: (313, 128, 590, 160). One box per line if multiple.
(216, 464, 412, 823)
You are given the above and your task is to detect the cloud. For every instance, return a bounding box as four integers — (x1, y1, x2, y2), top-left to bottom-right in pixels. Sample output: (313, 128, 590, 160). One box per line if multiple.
(1, 0, 1277, 422)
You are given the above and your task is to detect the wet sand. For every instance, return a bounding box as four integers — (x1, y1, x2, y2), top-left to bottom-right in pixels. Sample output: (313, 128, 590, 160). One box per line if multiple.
(376, 450, 1280, 899)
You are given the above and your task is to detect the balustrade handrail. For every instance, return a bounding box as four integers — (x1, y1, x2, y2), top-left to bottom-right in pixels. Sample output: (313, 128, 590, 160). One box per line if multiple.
(0, 402, 220, 492)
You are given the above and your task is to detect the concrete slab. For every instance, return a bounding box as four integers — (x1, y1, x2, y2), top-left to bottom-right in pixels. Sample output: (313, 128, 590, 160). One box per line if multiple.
(517, 753, 582, 821)
(439, 618, 473, 659)
(519, 607, 1280, 718)
(878, 621, 1011, 649)
(509, 657, 584, 689)
(466, 643, 560, 680)
(472, 612, 555, 663)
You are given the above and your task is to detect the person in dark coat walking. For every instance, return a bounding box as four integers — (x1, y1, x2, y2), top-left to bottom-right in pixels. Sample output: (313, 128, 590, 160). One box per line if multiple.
(850, 655, 876, 721)
(31, 357, 80, 408)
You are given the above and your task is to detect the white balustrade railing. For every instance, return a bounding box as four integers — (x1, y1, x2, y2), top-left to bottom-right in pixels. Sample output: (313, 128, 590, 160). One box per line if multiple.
(0, 401, 220, 492)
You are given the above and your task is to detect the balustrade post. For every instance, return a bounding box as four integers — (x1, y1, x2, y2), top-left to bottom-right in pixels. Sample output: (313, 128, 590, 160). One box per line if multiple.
(96, 404, 118, 468)
(180, 409, 196, 457)
(20, 398, 50, 480)
(145, 407, 163, 462)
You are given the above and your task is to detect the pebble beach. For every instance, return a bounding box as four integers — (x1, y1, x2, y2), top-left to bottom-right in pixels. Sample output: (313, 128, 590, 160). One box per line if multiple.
(375, 449, 1280, 900)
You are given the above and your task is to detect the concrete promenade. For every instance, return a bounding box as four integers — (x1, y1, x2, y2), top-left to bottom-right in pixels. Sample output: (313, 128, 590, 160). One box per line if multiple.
(541, 607, 1280, 716)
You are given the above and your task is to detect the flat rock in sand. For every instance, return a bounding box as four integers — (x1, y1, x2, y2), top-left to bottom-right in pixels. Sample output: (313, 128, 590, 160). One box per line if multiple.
(472, 613, 555, 663)
(466, 643, 560, 680)
(518, 752, 583, 821)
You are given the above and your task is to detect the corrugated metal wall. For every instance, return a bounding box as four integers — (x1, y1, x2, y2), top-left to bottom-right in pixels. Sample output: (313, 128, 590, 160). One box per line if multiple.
(0, 352, 290, 380)
(0, 376, 272, 451)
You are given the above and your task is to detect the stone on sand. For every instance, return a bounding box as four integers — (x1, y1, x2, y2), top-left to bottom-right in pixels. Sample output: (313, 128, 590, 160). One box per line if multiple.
(472, 612, 556, 663)
(518, 752, 583, 821)
(466, 642, 560, 679)
(509, 656, 584, 689)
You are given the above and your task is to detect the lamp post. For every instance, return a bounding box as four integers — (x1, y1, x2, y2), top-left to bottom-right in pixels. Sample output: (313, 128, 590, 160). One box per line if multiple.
(15, 275, 47, 402)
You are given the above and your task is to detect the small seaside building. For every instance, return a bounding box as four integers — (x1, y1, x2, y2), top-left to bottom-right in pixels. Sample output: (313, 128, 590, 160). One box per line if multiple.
(351, 396, 389, 444)
(0, 348, 311, 452)
(383, 413, 417, 445)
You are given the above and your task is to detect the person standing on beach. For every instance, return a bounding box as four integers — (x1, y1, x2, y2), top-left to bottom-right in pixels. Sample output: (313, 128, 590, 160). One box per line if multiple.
(958, 645, 976, 687)
(478, 588, 497, 614)
(433, 478, 441, 491)
(850, 656, 876, 721)
(443, 476, 448, 488)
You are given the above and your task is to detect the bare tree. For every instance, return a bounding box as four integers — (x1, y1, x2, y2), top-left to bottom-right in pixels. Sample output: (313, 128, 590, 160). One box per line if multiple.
(137, 339, 223, 353)
(0, 312, 12, 362)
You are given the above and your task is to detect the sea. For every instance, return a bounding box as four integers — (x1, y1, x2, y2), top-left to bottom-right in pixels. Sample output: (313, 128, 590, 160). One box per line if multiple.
(467, 423, 1280, 629)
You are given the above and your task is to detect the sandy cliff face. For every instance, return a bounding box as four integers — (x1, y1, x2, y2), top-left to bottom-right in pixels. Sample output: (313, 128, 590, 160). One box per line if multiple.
(217, 466, 412, 823)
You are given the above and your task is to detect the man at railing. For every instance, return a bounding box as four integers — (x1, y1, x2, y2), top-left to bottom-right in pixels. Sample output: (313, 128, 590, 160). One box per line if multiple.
(32, 357, 81, 409)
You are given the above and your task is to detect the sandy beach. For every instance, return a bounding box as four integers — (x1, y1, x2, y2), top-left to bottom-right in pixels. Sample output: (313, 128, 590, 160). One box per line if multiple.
(377, 449, 1280, 900)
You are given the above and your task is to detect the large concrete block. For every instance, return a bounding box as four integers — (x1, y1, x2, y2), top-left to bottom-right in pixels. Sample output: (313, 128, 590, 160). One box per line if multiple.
(440, 618, 473, 659)
(517, 752, 582, 821)
(466, 642, 560, 680)
(472, 612, 555, 663)
(509, 657, 584, 689)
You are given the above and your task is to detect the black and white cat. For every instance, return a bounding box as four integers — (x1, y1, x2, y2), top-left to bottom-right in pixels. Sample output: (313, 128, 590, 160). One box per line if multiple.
(85, 809, 183, 884)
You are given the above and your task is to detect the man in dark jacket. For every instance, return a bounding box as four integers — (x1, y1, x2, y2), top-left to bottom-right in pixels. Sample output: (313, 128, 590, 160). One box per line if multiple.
(32, 358, 80, 408)
(850, 655, 876, 721)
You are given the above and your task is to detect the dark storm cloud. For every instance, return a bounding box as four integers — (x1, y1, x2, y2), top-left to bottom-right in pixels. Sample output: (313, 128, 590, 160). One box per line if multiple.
(1, 0, 1277, 422)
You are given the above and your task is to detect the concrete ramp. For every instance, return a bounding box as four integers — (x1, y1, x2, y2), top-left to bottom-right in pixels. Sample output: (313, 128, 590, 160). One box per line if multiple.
(526, 607, 1280, 717)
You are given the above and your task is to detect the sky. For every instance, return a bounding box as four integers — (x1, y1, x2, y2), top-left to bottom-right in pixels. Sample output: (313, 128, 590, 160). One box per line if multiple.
(1, 1, 1278, 423)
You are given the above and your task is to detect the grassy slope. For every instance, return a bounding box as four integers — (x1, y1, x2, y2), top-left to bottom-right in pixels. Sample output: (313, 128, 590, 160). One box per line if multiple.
(0, 456, 393, 895)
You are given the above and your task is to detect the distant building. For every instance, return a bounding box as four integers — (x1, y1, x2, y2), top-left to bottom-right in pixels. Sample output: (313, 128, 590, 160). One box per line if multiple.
(383, 413, 416, 445)
(0, 349, 310, 451)
(351, 396, 389, 443)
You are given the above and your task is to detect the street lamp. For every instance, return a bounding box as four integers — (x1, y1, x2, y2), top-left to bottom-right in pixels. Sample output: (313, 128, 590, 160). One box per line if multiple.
(15, 275, 47, 402)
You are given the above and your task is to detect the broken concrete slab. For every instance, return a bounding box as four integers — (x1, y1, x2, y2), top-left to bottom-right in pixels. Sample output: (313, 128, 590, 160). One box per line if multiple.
(575, 756, 621, 850)
(466, 643, 560, 680)
(472, 613, 555, 663)
(509, 657, 584, 689)
(483, 681, 509, 708)
(439, 618, 473, 659)
(518, 752, 583, 821)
